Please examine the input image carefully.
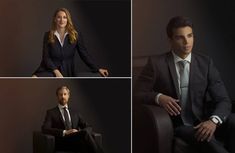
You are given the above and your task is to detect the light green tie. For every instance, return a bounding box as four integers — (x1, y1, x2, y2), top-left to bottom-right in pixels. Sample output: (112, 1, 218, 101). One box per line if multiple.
(179, 60, 194, 126)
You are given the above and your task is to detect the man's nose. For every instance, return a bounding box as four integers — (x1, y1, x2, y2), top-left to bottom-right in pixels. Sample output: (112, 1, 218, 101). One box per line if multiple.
(183, 37, 189, 44)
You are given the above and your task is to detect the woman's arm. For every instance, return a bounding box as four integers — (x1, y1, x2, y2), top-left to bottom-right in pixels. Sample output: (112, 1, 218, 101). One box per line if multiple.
(76, 31, 109, 76)
(76, 32, 99, 71)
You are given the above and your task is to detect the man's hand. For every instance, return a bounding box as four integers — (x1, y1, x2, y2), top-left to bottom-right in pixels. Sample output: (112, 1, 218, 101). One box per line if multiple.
(194, 120, 217, 142)
(65, 129, 79, 136)
(99, 68, 109, 77)
(158, 94, 181, 116)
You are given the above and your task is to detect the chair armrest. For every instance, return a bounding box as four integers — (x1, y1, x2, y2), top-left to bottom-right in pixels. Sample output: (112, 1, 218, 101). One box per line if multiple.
(33, 131, 55, 153)
(142, 104, 174, 153)
(93, 133, 102, 147)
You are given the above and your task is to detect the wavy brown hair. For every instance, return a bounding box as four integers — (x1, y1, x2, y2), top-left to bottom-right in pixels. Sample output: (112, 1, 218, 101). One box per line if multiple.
(48, 8, 78, 44)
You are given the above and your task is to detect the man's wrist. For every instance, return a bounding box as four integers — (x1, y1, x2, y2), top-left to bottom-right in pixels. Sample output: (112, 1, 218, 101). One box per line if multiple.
(63, 130, 66, 136)
(155, 93, 162, 105)
(210, 117, 220, 126)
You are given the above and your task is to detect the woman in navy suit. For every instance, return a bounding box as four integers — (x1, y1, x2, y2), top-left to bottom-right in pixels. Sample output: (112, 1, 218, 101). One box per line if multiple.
(32, 8, 108, 77)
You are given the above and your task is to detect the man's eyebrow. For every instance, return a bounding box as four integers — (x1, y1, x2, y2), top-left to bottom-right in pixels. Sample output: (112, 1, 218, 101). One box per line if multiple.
(174, 32, 193, 36)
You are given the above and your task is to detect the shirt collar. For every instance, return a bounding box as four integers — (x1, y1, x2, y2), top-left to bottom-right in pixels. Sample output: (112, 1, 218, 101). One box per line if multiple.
(58, 104, 68, 110)
(172, 51, 191, 64)
(54, 30, 68, 37)
(54, 31, 68, 46)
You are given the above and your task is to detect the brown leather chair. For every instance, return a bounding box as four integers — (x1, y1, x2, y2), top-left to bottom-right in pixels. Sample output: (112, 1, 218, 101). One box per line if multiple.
(133, 103, 198, 153)
(33, 131, 102, 153)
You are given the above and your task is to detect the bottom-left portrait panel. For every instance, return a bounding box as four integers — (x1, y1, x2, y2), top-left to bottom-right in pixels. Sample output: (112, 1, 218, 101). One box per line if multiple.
(0, 79, 130, 153)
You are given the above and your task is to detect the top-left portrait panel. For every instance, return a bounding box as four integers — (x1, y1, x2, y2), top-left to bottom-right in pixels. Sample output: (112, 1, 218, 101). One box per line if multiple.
(0, 0, 130, 77)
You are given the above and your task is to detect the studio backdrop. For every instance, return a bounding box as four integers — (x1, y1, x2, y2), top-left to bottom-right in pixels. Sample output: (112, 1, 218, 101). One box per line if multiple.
(0, 0, 130, 77)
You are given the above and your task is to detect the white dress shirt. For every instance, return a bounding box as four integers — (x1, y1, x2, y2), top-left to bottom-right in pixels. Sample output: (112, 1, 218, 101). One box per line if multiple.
(54, 31, 69, 47)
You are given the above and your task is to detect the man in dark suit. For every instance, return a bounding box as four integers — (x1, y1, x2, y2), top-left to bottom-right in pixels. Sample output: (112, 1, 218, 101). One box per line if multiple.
(135, 16, 235, 153)
(42, 86, 103, 153)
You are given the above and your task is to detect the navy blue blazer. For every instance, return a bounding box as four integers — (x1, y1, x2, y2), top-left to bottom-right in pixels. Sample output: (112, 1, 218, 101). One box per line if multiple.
(33, 32, 99, 77)
(135, 51, 231, 125)
(42, 106, 88, 137)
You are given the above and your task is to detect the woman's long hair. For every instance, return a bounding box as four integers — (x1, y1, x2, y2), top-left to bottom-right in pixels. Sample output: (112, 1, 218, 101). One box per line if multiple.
(48, 8, 78, 44)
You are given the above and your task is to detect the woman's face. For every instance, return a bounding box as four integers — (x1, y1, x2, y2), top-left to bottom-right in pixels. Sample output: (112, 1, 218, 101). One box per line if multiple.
(55, 11, 68, 29)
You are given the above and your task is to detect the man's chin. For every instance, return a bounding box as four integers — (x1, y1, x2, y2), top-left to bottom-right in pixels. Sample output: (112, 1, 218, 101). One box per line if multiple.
(182, 49, 192, 54)
(59, 101, 68, 106)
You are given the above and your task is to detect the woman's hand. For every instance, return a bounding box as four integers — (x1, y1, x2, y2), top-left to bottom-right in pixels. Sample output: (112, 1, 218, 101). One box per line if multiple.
(99, 69, 109, 77)
(53, 69, 63, 78)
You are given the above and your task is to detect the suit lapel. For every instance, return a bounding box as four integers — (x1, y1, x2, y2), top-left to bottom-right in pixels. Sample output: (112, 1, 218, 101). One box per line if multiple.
(56, 107, 66, 127)
(69, 109, 77, 128)
(188, 54, 203, 121)
(70, 109, 74, 127)
(63, 35, 69, 48)
(166, 52, 180, 98)
(189, 54, 198, 103)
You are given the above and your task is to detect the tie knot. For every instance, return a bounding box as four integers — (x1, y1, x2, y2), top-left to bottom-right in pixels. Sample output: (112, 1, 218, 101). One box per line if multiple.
(178, 60, 187, 68)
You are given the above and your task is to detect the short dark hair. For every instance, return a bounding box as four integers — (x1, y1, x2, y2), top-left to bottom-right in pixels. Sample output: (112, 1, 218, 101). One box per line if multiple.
(56, 86, 70, 96)
(166, 16, 193, 38)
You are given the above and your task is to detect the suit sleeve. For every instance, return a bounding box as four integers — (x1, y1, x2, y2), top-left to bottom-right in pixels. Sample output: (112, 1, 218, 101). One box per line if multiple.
(76, 114, 90, 129)
(207, 58, 232, 122)
(41, 110, 64, 137)
(134, 57, 159, 105)
(42, 32, 57, 71)
(76, 31, 99, 72)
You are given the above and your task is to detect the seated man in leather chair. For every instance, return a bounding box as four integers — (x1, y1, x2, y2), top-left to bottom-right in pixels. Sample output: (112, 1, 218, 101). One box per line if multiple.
(42, 85, 103, 153)
(134, 16, 235, 153)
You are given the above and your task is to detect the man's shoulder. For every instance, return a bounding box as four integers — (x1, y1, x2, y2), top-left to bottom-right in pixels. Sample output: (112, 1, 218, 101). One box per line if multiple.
(46, 106, 59, 113)
(149, 51, 211, 61)
(147, 51, 171, 63)
(150, 51, 171, 58)
(192, 52, 212, 63)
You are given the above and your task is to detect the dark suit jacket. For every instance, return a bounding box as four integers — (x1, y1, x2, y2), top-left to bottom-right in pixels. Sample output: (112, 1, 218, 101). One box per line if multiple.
(42, 106, 88, 137)
(135, 51, 231, 124)
(34, 31, 99, 77)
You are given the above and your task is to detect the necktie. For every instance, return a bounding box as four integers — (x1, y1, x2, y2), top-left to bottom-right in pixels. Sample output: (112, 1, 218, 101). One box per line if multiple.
(178, 60, 194, 126)
(63, 107, 72, 130)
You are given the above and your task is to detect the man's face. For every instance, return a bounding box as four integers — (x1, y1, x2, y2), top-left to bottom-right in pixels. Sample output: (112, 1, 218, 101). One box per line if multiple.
(57, 88, 70, 106)
(170, 26, 194, 58)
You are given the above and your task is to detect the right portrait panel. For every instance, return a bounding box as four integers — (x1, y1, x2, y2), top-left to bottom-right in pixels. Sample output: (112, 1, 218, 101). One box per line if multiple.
(133, 0, 235, 153)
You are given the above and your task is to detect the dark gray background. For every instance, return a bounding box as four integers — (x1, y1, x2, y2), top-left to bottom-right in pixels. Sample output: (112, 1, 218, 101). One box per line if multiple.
(0, 79, 130, 153)
(0, 0, 130, 77)
(133, 0, 235, 100)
